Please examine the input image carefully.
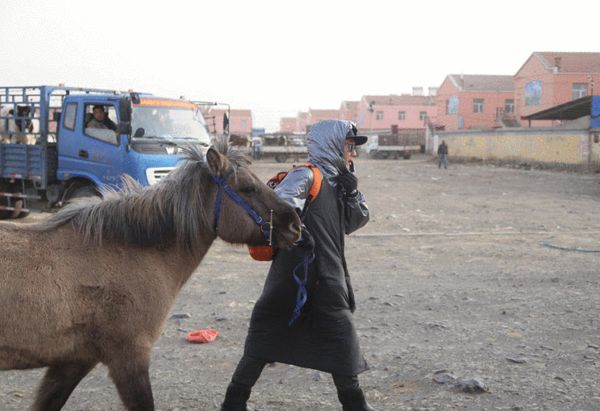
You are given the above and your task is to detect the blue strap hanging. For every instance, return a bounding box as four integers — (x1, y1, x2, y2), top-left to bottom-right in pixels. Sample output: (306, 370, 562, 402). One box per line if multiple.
(288, 250, 315, 326)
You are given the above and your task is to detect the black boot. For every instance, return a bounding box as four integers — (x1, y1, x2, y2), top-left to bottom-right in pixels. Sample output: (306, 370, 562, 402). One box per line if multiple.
(337, 387, 377, 411)
(220, 381, 254, 411)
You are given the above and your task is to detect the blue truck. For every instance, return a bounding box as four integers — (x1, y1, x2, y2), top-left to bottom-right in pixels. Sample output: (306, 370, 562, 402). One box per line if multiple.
(0, 85, 212, 219)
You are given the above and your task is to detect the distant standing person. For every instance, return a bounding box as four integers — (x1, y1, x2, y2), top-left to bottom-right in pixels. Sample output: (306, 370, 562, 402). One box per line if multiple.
(252, 136, 262, 160)
(438, 140, 448, 169)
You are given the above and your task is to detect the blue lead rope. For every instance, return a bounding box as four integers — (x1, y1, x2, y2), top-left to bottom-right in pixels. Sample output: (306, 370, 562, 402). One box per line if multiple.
(288, 250, 316, 326)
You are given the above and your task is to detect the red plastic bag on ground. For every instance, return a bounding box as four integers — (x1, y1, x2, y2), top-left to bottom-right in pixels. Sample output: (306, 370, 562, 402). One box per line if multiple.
(186, 328, 219, 344)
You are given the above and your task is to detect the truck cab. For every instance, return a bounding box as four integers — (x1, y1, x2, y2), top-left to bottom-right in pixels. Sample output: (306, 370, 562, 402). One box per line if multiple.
(0, 86, 211, 218)
(57, 94, 211, 195)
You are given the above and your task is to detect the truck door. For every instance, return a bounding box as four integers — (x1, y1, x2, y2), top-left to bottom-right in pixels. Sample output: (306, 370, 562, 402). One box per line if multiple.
(57, 96, 124, 188)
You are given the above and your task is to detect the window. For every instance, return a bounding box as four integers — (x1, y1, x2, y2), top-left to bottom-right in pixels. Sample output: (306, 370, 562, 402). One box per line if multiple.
(398, 111, 405, 120)
(447, 96, 459, 114)
(504, 99, 514, 114)
(84, 104, 119, 145)
(419, 111, 427, 121)
(473, 98, 484, 113)
(525, 80, 542, 106)
(63, 103, 77, 130)
(375, 111, 384, 120)
(572, 83, 588, 100)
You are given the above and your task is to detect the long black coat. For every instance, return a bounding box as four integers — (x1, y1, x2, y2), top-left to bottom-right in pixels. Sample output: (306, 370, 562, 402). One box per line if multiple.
(244, 173, 369, 376)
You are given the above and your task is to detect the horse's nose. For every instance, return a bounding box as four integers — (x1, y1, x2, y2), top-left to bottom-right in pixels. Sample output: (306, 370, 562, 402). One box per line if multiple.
(279, 209, 298, 224)
(289, 222, 302, 241)
(290, 222, 301, 233)
(276, 209, 302, 242)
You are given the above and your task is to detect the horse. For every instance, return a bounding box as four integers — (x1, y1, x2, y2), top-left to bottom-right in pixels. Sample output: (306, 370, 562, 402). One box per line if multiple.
(0, 104, 36, 144)
(0, 143, 302, 410)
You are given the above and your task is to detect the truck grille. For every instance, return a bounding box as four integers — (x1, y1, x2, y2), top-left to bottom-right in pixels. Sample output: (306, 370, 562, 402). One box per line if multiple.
(145, 167, 175, 185)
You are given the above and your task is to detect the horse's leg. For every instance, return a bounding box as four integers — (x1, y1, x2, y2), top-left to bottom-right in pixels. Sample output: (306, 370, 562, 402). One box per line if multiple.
(31, 361, 97, 411)
(107, 350, 154, 411)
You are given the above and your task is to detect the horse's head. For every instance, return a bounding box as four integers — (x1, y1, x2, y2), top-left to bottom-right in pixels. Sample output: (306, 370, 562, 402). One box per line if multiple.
(205, 147, 301, 247)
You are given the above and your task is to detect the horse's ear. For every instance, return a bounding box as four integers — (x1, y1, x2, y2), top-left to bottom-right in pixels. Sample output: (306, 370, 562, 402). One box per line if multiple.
(206, 147, 229, 176)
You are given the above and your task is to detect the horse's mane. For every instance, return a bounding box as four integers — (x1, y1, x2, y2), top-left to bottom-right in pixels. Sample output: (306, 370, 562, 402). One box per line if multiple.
(35, 141, 250, 256)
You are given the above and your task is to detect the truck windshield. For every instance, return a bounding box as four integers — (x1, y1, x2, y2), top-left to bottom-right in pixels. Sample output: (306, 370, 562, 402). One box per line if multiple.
(131, 104, 210, 145)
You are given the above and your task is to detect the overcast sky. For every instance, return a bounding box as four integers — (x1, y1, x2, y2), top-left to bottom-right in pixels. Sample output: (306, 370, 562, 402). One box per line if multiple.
(1, 0, 599, 131)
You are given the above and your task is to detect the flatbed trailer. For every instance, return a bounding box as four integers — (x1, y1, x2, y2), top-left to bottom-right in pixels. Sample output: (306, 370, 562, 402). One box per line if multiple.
(373, 144, 421, 159)
(0, 85, 211, 219)
(261, 145, 308, 162)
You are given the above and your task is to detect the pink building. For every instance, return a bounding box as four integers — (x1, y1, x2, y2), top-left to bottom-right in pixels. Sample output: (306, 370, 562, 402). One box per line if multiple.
(296, 111, 308, 133)
(436, 74, 515, 130)
(206, 108, 253, 135)
(279, 117, 297, 133)
(339, 101, 359, 122)
(357, 95, 436, 132)
(436, 75, 514, 130)
(307, 109, 340, 127)
(514, 52, 600, 125)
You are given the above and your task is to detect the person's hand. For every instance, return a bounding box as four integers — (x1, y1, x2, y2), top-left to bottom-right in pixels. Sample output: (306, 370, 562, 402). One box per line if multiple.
(336, 171, 358, 197)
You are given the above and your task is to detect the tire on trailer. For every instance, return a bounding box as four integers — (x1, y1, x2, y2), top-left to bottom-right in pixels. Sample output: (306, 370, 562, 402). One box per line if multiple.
(403, 152, 412, 160)
(16, 207, 30, 219)
(64, 184, 101, 203)
(71, 185, 100, 200)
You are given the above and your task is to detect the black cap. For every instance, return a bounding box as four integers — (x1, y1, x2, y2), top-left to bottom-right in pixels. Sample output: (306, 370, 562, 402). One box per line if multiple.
(346, 124, 368, 146)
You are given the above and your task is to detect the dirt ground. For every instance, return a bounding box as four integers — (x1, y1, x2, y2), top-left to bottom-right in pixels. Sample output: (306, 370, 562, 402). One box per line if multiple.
(1, 155, 600, 410)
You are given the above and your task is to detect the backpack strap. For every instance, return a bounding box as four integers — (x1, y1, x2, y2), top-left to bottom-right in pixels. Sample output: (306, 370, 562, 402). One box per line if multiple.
(293, 163, 322, 204)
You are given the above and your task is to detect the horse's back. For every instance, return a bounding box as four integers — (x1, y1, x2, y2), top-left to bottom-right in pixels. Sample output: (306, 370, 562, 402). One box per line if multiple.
(0, 224, 75, 368)
(0, 223, 182, 370)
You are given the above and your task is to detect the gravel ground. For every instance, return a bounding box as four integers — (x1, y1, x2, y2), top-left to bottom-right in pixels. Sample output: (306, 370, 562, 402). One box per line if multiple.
(1, 155, 599, 410)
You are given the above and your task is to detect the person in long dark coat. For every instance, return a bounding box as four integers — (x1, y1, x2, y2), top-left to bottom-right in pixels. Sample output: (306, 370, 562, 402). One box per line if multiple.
(437, 140, 448, 169)
(220, 120, 377, 411)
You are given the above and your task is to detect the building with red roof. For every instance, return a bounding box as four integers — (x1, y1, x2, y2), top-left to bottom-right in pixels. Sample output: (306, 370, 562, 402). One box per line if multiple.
(357, 94, 436, 132)
(514, 52, 600, 125)
(436, 74, 515, 130)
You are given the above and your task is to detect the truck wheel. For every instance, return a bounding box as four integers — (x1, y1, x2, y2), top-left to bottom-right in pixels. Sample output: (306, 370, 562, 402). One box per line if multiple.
(66, 185, 100, 202)
(403, 153, 412, 160)
(275, 154, 288, 163)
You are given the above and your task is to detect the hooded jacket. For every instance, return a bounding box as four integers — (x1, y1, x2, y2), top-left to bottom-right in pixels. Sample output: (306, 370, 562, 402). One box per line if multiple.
(243, 120, 370, 376)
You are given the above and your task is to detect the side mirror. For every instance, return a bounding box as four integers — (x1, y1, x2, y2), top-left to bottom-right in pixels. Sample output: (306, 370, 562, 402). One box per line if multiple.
(133, 127, 145, 138)
(119, 97, 132, 123)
